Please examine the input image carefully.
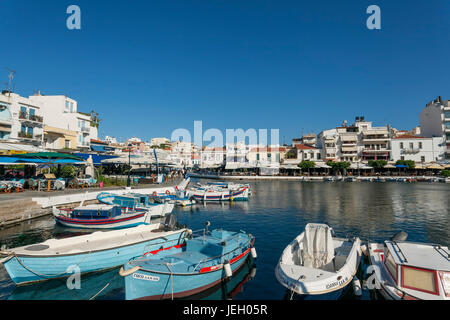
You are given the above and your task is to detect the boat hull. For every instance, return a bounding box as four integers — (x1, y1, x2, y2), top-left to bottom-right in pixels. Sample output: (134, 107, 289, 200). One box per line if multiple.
(2, 229, 187, 285)
(190, 187, 249, 202)
(124, 248, 252, 300)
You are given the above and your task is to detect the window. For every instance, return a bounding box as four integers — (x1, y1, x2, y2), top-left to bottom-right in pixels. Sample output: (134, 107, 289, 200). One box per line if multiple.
(401, 156, 405, 160)
(70, 102, 74, 113)
(419, 142, 422, 149)
(401, 266, 439, 295)
(27, 127, 33, 136)
(29, 108, 35, 116)
(409, 142, 414, 149)
(65, 101, 69, 110)
(65, 140, 71, 149)
(400, 142, 404, 149)
(421, 156, 425, 162)
(384, 252, 398, 282)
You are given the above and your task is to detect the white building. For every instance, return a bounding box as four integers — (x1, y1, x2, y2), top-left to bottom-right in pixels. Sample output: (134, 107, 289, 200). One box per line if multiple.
(150, 137, 170, 147)
(317, 117, 392, 162)
(201, 147, 226, 168)
(390, 135, 445, 163)
(170, 141, 201, 167)
(420, 96, 450, 160)
(0, 91, 45, 152)
(28, 93, 98, 151)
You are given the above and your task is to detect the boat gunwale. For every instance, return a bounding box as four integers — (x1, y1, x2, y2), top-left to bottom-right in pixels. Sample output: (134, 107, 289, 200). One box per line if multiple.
(129, 236, 255, 276)
(9, 228, 190, 258)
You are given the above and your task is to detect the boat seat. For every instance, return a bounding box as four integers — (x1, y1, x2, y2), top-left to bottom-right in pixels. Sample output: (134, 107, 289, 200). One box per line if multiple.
(301, 224, 335, 269)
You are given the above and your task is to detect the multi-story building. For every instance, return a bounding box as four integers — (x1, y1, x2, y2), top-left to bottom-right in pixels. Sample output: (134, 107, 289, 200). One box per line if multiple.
(28, 93, 98, 151)
(292, 133, 317, 147)
(318, 116, 392, 162)
(247, 146, 285, 164)
(170, 141, 201, 167)
(420, 96, 450, 160)
(201, 146, 226, 168)
(390, 135, 445, 163)
(0, 91, 45, 152)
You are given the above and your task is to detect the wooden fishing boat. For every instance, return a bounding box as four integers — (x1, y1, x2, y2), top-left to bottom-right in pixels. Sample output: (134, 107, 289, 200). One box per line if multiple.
(97, 192, 174, 216)
(120, 226, 256, 300)
(275, 223, 361, 296)
(52, 204, 153, 229)
(0, 216, 190, 285)
(188, 185, 250, 202)
(367, 232, 450, 300)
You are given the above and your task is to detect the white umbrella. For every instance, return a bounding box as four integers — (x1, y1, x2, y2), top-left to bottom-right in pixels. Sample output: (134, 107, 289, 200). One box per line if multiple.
(85, 155, 94, 177)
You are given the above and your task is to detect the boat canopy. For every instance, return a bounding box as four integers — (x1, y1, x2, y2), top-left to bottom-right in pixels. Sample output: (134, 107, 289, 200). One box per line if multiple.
(302, 223, 335, 269)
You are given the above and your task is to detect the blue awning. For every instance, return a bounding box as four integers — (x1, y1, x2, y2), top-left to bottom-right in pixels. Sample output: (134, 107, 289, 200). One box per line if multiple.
(74, 153, 120, 165)
(396, 164, 408, 168)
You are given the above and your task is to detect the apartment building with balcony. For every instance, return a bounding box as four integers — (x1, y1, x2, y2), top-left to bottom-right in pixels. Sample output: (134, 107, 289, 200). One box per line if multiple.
(420, 96, 450, 160)
(390, 135, 445, 163)
(0, 91, 45, 152)
(28, 93, 98, 151)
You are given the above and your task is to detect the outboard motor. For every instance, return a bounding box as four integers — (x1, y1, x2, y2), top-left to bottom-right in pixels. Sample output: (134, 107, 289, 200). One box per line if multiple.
(390, 231, 408, 242)
(162, 214, 178, 231)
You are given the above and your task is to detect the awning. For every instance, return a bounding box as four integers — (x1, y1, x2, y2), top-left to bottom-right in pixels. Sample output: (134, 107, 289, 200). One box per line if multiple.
(396, 164, 408, 168)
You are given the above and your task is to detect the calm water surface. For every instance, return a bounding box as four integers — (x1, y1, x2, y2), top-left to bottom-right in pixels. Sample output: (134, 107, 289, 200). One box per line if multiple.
(0, 180, 449, 300)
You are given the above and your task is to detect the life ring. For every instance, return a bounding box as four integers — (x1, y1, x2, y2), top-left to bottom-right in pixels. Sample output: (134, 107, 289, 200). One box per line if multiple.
(152, 191, 157, 196)
(165, 190, 170, 195)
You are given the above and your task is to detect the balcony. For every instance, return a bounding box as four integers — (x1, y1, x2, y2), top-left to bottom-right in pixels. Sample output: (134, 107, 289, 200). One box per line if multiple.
(80, 126, 90, 134)
(18, 131, 40, 141)
(19, 111, 43, 126)
(401, 148, 420, 154)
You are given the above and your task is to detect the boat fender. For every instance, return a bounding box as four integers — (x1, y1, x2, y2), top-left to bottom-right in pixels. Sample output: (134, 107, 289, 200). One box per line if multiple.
(119, 266, 141, 277)
(224, 262, 232, 278)
(165, 190, 170, 195)
(249, 267, 257, 279)
(251, 247, 257, 259)
(153, 191, 157, 196)
(352, 276, 362, 297)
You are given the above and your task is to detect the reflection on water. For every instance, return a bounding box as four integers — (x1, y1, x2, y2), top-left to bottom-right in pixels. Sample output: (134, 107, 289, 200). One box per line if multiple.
(0, 180, 448, 300)
(5, 258, 256, 301)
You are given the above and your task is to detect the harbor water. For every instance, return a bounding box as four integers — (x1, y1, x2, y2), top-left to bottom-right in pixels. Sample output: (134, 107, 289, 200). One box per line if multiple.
(0, 180, 449, 300)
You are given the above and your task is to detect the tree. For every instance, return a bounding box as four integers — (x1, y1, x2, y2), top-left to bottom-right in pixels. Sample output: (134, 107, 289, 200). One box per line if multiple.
(395, 160, 415, 170)
(298, 161, 315, 175)
(326, 161, 350, 175)
(368, 160, 387, 169)
(440, 169, 450, 177)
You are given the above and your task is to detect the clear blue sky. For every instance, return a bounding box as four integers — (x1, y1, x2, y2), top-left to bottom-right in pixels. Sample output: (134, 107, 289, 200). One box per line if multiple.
(1, 0, 449, 145)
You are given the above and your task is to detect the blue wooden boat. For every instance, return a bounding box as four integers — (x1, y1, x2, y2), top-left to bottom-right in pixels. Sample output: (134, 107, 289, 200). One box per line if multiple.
(0, 216, 190, 285)
(52, 204, 151, 229)
(97, 192, 174, 216)
(120, 227, 256, 300)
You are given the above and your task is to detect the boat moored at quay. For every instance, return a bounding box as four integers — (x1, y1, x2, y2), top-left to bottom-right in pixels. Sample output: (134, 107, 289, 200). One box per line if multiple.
(0, 216, 190, 285)
(52, 204, 155, 229)
(120, 225, 256, 300)
(367, 232, 450, 300)
(275, 223, 361, 298)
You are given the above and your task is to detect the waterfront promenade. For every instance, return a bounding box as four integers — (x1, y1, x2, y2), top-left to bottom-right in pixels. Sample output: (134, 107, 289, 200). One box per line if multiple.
(0, 178, 183, 227)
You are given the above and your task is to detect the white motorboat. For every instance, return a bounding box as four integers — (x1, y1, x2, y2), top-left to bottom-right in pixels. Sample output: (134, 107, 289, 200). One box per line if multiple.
(275, 223, 361, 296)
(367, 232, 450, 300)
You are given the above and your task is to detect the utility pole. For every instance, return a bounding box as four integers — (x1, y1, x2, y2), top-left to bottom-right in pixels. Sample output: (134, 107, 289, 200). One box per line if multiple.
(5, 68, 16, 98)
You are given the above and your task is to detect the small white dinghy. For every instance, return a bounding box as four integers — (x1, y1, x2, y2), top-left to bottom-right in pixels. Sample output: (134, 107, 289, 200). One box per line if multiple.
(275, 223, 361, 296)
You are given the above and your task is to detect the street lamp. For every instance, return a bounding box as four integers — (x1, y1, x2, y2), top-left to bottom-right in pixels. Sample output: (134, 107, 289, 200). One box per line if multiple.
(127, 143, 132, 187)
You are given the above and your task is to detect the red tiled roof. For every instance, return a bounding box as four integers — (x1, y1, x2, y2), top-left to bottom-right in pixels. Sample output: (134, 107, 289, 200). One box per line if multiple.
(295, 144, 318, 150)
